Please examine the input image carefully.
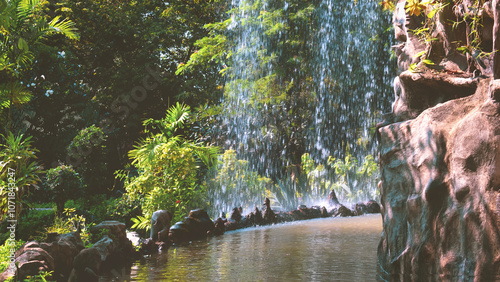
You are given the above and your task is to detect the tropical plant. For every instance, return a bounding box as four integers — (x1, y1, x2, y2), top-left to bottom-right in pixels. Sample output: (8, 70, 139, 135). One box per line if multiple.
(120, 102, 219, 224)
(0, 238, 25, 273)
(0, 0, 79, 132)
(0, 132, 42, 220)
(45, 165, 84, 215)
(203, 149, 273, 217)
(327, 152, 379, 202)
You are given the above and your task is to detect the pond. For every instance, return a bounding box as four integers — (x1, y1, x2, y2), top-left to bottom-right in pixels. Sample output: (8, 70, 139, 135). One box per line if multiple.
(100, 214, 382, 281)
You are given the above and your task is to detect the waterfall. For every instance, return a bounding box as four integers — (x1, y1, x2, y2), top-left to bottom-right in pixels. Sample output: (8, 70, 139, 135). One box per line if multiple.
(207, 0, 394, 216)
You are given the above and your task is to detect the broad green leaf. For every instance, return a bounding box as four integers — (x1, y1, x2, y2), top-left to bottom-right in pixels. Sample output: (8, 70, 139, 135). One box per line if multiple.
(18, 37, 28, 51)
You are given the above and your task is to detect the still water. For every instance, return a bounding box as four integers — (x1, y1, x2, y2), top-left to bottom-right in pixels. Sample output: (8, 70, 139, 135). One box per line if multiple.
(101, 214, 382, 281)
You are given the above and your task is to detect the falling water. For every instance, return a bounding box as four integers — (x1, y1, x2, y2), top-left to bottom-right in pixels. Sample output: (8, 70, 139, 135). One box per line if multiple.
(207, 0, 394, 216)
(310, 0, 394, 160)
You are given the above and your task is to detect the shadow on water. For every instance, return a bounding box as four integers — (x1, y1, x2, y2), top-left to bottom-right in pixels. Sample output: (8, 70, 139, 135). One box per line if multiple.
(100, 214, 382, 281)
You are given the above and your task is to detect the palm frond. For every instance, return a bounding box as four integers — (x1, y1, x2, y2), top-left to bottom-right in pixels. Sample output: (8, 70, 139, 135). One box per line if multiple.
(165, 102, 190, 133)
(0, 81, 32, 108)
(187, 143, 219, 167)
(17, 0, 42, 23)
(48, 16, 79, 40)
(16, 48, 34, 67)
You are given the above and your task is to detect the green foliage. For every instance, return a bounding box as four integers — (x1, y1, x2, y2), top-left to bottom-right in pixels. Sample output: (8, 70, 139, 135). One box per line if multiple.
(120, 103, 218, 223)
(0, 132, 42, 220)
(327, 152, 379, 202)
(130, 215, 150, 232)
(22, 271, 54, 282)
(299, 151, 379, 204)
(106, 195, 142, 227)
(383, 0, 489, 73)
(45, 165, 84, 215)
(8, 209, 55, 243)
(66, 125, 109, 194)
(203, 149, 272, 216)
(45, 208, 92, 248)
(0, 239, 25, 273)
(65, 194, 113, 224)
(0, 0, 79, 131)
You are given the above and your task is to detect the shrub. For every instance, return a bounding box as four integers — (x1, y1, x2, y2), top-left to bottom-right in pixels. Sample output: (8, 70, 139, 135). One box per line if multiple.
(120, 103, 218, 224)
(45, 165, 84, 215)
(67, 125, 110, 195)
(0, 239, 25, 273)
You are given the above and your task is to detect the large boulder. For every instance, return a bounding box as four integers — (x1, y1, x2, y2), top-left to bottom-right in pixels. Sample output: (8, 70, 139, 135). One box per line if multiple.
(0, 232, 84, 282)
(89, 221, 135, 257)
(68, 248, 101, 282)
(378, 76, 500, 280)
(10, 242, 54, 281)
(169, 209, 215, 243)
(150, 210, 172, 242)
(39, 231, 84, 280)
(378, 1, 500, 280)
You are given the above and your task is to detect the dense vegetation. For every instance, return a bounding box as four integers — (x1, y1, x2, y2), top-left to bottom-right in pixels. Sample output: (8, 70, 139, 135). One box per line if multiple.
(0, 0, 393, 247)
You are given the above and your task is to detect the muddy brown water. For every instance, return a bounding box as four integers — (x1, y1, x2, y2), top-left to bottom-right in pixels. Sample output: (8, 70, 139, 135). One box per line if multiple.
(100, 214, 382, 281)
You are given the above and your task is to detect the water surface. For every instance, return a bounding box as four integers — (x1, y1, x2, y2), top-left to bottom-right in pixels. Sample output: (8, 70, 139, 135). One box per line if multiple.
(101, 214, 382, 281)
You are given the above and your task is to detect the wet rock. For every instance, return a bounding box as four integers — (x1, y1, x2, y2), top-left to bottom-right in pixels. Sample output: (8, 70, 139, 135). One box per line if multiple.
(68, 248, 101, 282)
(379, 6, 500, 279)
(320, 206, 329, 217)
(230, 207, 242, 222)
(169, 221, 190, 243)
(393, 70, 478, 122)
(138, 238, 157, 254)
(150, 210, 172, 243)
(336, 205, 354, 217)
(9, 243, 55, 281)
(213, 218, 225, 236)
(263, 198, 276, 224)
(188, 209, 215, 236)
(299, 206, 322, 219)
(328, 190, 340, 207)
(91, 236, 117, 266)
(253, 207, 263, 225)
(354, 203, 367, 216)
(90, 221, 136, 255)
(364, 200, 380, 214)
(39, 231, 84, 280)
(169, 209, 215, 243)
(275, 211, 294, 223)
(224, 220, 240, 231)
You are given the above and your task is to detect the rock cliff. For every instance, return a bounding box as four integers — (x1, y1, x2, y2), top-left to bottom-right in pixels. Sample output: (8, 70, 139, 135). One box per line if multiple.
(377, 0, 500, 280)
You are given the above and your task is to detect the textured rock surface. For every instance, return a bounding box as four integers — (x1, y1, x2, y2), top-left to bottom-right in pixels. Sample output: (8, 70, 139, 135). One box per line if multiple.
(378, 77, 500, 281)
(0, 232, 84, 281)
(150, 210, 172, 242)
(378, 1, 500, 280)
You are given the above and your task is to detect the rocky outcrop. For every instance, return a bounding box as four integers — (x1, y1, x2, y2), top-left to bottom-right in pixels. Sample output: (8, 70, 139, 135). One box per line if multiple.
(379, 76, 500, 281)
(68, 221, 139, 281)
(0, 231, 84, 281)
(378, 1, 500, 280)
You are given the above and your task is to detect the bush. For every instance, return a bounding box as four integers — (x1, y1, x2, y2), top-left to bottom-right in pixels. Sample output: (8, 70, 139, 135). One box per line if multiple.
(0, 209, 56, 243)
(45, 165, 84, 215)
(120, 103, 218, 225)
(0, 239, 25, 273)
(65, 194, 115, 224)
(203, 149, 272, 217)
(67, 125, 110, 195)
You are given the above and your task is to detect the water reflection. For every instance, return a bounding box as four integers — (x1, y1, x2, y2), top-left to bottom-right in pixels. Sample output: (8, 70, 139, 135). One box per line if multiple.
(100, 214, 382, 281)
